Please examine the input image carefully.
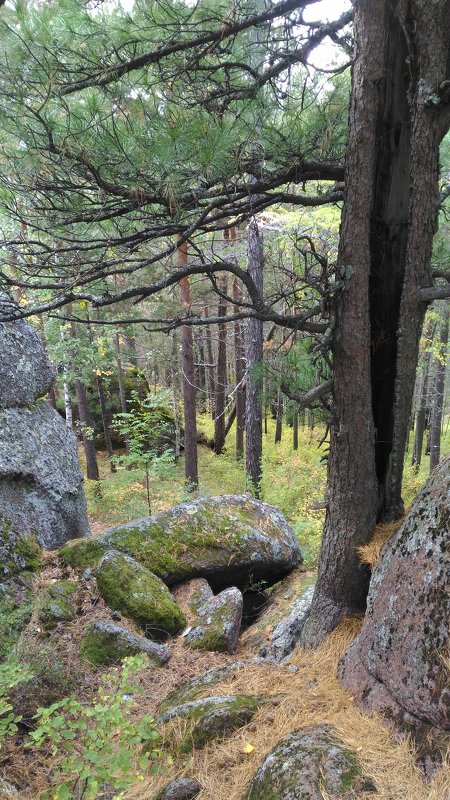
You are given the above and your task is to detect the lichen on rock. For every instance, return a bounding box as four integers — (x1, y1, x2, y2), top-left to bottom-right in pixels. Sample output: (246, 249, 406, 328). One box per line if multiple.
(183, 587, 243, 654)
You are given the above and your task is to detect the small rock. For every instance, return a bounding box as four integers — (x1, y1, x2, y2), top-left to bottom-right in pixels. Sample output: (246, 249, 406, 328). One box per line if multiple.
(37, 581, 77, 629)
(96, 550, 186, 639)
(184, 587, 243, 653)
(259, 582, 315, 661)
(152, 777, 202, 800)
(245, 724, 371, 799)
(0, 776, 19, 797)
(80, 620, 171, 666)
(82, 568, 93, 581)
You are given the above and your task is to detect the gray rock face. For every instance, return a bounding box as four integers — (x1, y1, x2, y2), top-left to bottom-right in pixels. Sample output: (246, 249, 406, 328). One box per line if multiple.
(61, 495, 302, 590)
(0, 403, 89, 549)
(245, 724, 369, 799)
(80, 620, 171, 665)
(184, 587, 243, 653)
(153, 778, 202, 800)
(0, 296, 55, 409)
(339, 457, 450, 729)
(259, 581, 315, 662)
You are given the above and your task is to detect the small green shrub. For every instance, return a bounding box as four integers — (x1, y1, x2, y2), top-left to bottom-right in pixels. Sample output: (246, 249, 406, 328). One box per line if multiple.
(0, 656, 33, 744)
(28, 654, 164, 800)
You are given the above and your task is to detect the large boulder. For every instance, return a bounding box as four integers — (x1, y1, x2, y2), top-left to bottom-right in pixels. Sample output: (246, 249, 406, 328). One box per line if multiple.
(0, 296, 55, 409)
(339, 457, 450, 730)
(80, 620, 171, 665)
(96, 550, 186, 639)
(0, 403, 89, 549)
(60, 495, 302, 590)
(245, 724, 371, 800)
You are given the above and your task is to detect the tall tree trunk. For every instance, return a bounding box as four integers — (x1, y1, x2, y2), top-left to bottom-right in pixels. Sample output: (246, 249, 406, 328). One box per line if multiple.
(214, 274, 228, 455)
(172, 332, 182, 462)
(429, 300, 449, 471)
(179, 240, 198, 489)
(233, 275, 246, 460)
(204, 306, 216, 419)
(292, 406, 299, 451)
(245, 219, 264, 496)
(115, 331, 131, 456)
(300, 1, 382, 646)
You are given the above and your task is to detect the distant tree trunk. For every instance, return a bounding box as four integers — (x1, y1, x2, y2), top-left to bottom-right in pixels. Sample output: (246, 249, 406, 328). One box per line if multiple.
(63, 374, 73, 429)
(274, 391, 283, 443)
(245, 219, 264, 496)
(204, 306, 216, 419)
(171, 332, 182, 462)
(233, 276, 246, 460)
(412, 321, 435, 470)
(293, 407, 299, 451)
(115, 331, 130, 456)
(87, 319, 115, 472)
(69, 323, 99, 481)
(194, 331, 207, 411)
(179, 240, 198, 489)
(429, 300, 449, 471)
(214, 273, 228, 454)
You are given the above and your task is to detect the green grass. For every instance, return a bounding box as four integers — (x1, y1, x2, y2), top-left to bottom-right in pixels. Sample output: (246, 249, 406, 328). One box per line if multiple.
(84, 415, 450, 570)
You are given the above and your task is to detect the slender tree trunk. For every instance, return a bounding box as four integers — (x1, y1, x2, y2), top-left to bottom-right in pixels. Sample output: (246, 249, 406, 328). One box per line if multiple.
(429, 300, 449, 471)
(172, 332, 182, 462)
(69, 323, 100, 481)
(204, 306, 216, 419)
(87, 319, 115, 471)
(293, 407, 299, 451)
(412, 321, 435, 470)
(179, 240, 198, 489)
(233, 275, 246, 460)
(245, 219, 264, 496)
(274, 391, 283, 443)
(115, 331, 131, 456)
(214, 274, 228, 454)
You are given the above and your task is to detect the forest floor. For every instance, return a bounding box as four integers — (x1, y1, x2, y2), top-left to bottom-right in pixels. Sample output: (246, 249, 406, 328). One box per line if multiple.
(2, 420, 449, 799)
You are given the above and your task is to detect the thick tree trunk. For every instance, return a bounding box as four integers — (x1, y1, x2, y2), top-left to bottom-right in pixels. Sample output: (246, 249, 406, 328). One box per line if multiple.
(300, 0, 382, 646)
(179, 241, 198, 489)
(245, 219, 264, 496)
(429, 300, 449, 471)
(214, 274, 228, 454)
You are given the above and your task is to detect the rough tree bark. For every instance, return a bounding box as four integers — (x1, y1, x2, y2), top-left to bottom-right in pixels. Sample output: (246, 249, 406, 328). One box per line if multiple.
(233, 274, 246, 460)
(179, 240, 198, 489)
(301, 0, 450, 646)
(245, 219, 264, 496)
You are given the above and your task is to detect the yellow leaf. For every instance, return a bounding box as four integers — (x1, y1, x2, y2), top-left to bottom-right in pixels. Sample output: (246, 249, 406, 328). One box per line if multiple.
(242, 743, 254, 754)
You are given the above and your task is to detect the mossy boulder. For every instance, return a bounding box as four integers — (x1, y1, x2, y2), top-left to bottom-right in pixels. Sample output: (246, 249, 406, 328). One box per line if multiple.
(80, 620, 171, 665)
(60, 496, 302, 591)
(0, 580, 33, 660)
(339, 456, 450, 730)
(0, 517, 42, 580)
(96, 550, 186, 639)
(184, 587, 243, 653)
(245, 724, 371, 800)
(37, 580, 77, 629)
(157, 694, 262, 753)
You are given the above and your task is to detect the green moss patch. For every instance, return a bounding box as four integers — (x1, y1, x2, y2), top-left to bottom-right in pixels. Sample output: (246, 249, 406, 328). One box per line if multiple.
(0, 516, 42, 579)
(96, 550, 186, 638)
(37, 580, 77, 629)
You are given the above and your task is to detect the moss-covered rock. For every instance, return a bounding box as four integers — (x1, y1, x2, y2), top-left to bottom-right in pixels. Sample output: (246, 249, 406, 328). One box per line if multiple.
(37, 580, 77, 629)
(0, 516, 42, 580)
(60, 496, 302, 591)
(0, 581, 33, 660)
(157, 660, 263, 715)
(157, 694, 262, 754)
(96, 550, 186, 638)
(80, 619, 171, 665)
(184, 587, 243, 653)
(245, 724, 371, 800)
